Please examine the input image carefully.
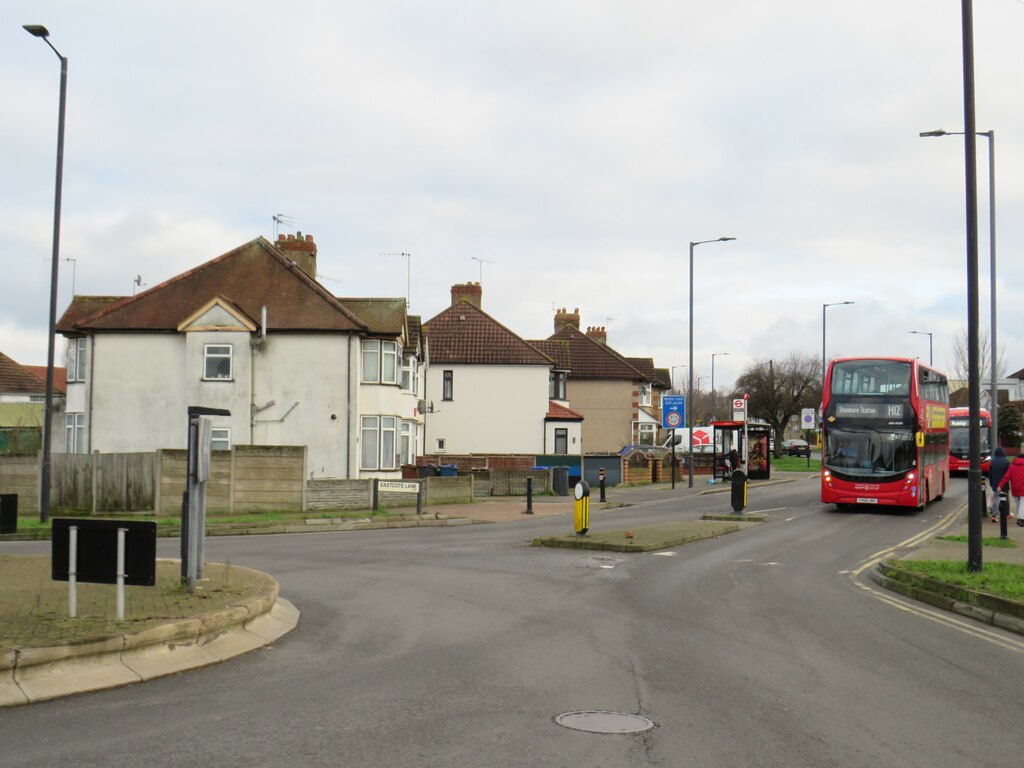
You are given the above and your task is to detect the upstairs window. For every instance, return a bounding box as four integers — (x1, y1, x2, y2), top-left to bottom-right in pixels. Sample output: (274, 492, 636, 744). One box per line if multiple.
(442, 370, 454, 401)
(549, 370, 567, 400)
(66, 337, 87, 382)
(204, 344, 232, 380)
(638, 383, 652, 407)
(362, 340, 400, 384)
(362, 341, 380, 383)
(401, 355, 419, 394)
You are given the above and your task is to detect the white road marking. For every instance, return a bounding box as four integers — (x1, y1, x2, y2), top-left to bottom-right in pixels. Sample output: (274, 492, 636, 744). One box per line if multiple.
(651, 552, 677, 557)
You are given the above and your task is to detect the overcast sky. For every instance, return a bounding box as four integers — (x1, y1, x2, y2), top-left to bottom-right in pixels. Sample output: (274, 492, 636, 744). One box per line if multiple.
(4, 1, 1023, 392)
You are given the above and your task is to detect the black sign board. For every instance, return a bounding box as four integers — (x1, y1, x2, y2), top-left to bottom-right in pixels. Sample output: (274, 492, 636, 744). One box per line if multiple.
(0, 494, 17, 534)
(51, 518, 157, 586)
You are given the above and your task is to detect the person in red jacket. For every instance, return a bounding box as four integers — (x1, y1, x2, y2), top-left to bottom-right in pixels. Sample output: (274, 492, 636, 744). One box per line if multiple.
(995, 452, 1024, 527)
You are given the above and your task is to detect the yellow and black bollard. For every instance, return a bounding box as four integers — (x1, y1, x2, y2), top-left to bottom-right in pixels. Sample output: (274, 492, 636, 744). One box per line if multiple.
(574, 480, 590, 535)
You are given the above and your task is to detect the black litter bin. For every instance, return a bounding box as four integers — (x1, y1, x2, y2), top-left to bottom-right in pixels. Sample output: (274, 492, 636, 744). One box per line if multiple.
(730, 470, 747, 513)
(552, 466, 570, 496)
(418, 465, 438, 478)
(0, 494, 17, 534)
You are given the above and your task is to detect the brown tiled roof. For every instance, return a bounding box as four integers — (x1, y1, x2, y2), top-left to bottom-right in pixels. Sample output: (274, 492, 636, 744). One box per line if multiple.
(1009, 367, 1024, 380)
(56, 296, 126, 333)
(424, 302, 553, 366)
(338, 298, 406, 336)
(532, 340, 572, 369)
(546, 401, 584, 420)
(59, 238, 366, 333)
(24, 366, 68, 395)
(653, 367, 671, 389)
(533, 326, 646, 381)
(0, 352, 51, 396)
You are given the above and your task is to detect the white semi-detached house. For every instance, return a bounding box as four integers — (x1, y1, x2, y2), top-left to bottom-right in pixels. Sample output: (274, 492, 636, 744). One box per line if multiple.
(55, 233, 423, 478)
(422, 283, 559, 456)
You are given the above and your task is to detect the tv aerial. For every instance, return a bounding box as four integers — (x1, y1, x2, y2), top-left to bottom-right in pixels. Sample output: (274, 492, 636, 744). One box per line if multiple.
(470, 256, 494, 282)
(272, 213, 294, 238)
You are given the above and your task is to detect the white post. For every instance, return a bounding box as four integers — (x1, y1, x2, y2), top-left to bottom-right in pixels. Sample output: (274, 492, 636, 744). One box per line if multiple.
(68, 525, 77, 619)
(116, 527, 126, 621)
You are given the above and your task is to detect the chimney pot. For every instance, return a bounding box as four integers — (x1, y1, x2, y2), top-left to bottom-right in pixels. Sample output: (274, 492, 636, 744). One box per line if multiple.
(275, 231, 318, 278)
(450, 282, 483, 309)
(554, 306, 581, 333)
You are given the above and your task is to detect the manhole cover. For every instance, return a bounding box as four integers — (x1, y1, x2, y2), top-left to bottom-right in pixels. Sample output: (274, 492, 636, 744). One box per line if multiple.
(555, 711, 655, 734)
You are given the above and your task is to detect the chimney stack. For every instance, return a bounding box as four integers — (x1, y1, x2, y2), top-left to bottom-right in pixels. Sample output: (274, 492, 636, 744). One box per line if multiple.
(450, 282, 482, 308)
(554, 307, 581, 333)
(277, 232, 318, 279)
(586, 326, 607, 345)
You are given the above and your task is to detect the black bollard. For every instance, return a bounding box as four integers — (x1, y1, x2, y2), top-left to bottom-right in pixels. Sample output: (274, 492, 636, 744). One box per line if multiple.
(599, 468, 606, 502)
(524, 476, 534, 514)
(999, 489, 1008, 540)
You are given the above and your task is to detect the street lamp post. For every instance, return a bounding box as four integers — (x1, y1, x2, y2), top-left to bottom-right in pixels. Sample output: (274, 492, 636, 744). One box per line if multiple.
(711, 352, 729, 421)
(907, 330, 933, 365)
(689, 237, 735, 488)
(670, 365, 687, 394)
(920, 127, 998, 459)
(23, 24, 67, 524)
(822, 302, 854, 386)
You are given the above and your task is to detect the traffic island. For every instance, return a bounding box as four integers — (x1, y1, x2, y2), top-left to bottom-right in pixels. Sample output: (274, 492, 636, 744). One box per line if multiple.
(532, 519, 761, 553)
(0, 556, 297, 707)
(701, 513, 768, 523)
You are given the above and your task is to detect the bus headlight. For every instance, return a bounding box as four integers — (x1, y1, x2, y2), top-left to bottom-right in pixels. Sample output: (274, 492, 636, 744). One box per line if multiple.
(906, 472, 916, 483)
(823, 469, 832, 483)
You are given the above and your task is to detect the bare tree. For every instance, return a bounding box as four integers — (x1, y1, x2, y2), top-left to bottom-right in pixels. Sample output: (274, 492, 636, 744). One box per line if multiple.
(734, 353, 822, 456)
(950, 327, 1007, 400)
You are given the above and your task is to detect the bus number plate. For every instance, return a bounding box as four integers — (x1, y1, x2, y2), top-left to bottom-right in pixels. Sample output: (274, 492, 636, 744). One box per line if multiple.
(856, 498, 878, 504)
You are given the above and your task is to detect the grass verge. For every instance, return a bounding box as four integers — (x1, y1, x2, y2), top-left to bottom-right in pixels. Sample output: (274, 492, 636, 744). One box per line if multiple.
(885, 559, 1024, 603)
(936, 534, 1017, 548)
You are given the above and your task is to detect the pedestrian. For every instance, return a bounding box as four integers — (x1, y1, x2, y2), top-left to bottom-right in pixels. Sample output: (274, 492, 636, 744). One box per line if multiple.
(995, 450, 1024, 527)
(728, 448, 740, 475)
(987, 446, 1010, 522)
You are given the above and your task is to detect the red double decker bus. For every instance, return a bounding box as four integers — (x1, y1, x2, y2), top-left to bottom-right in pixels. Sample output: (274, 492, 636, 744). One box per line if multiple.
(821, 357, 949, 510)
(948, 407, 992, 474)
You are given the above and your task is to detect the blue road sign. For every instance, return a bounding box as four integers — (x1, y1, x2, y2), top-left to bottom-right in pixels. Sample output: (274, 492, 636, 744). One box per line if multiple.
(662, 395, 686, 429)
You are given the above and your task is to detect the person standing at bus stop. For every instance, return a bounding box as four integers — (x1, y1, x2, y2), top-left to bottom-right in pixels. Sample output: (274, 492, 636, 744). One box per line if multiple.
(988, 446, 1010, 522)
(995, 450, 1024, 527)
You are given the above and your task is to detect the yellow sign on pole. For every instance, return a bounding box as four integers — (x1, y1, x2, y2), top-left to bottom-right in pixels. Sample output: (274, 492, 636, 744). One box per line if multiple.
(574, 481, 590, 535)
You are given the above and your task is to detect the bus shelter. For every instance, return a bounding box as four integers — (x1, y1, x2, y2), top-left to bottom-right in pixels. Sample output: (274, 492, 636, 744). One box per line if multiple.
(712, 421, 772, 481)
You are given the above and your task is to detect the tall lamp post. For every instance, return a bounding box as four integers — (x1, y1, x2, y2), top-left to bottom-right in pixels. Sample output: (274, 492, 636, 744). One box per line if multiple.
(907, 330, 933, 365)
(670, 365, 687, 394)
(689, 237, 735, 488)
(711, 352, 730, 420)
(23, 24, 67, 524)
(822, 302, 854, 385)
(920, 127, 998, 459)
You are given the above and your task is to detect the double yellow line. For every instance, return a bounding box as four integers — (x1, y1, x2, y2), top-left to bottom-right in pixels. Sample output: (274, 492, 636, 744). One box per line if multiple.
(849, 502, 1024, 654)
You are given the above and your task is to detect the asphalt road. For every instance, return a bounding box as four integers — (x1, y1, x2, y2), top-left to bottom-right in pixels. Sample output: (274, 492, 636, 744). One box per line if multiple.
(3, 477, 1023, 767)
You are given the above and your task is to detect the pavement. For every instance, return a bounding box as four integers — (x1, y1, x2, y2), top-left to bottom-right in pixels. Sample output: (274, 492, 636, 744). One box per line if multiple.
(2, 470, 1021, 707)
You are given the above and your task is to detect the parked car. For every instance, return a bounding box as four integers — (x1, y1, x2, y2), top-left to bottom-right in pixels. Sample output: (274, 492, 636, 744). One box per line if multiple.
(782, 439, 810, 457)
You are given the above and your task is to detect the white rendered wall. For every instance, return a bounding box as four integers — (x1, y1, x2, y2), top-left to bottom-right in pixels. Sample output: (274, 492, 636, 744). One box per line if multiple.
(424, 364, 549, 454)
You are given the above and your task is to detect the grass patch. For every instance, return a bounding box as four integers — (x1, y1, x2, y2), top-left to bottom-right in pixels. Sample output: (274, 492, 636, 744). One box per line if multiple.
(887, 559, 1024, 602)
(937, 534, 1017, 548)
(771, 455, 821, 472)
(10, 507, 408, 536)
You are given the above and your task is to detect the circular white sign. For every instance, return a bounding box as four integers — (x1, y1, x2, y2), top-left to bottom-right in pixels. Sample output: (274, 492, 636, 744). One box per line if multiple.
(666, 411, 682, 428)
